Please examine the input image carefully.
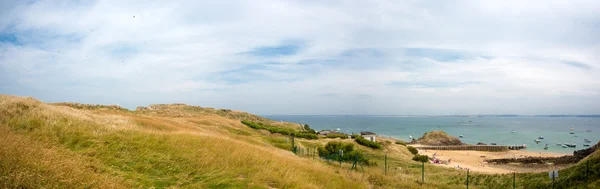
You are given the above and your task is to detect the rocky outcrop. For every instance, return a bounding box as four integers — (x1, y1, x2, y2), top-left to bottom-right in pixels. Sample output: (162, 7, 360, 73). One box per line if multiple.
(416, 131, 463, 146)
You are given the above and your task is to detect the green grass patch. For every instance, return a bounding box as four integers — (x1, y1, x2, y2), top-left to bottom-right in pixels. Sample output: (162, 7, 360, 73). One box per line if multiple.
(241, 121, 317, 139)
(354, 136, 381, 149)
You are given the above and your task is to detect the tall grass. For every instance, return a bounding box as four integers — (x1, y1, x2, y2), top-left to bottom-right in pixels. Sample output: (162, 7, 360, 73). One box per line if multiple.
(1, 94, 598, 189)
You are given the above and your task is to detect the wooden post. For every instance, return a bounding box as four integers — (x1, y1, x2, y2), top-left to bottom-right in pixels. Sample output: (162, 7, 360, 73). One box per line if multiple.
(422, 161, 424, 183)
(466, 169, 469, 189)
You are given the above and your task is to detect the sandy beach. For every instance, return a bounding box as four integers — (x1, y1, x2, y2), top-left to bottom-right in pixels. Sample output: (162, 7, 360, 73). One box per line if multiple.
(415, 146, 570, 174)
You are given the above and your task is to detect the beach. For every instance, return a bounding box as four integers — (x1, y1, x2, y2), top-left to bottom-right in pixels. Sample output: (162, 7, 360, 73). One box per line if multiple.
(417, 147, 570, 174)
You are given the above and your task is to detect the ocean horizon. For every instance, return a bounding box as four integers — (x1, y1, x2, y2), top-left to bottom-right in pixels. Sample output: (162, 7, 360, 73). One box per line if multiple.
(264, 115, 600, 154)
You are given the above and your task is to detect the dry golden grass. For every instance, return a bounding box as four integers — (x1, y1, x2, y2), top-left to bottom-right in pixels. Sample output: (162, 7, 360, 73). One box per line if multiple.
(1, 94, 597, 188)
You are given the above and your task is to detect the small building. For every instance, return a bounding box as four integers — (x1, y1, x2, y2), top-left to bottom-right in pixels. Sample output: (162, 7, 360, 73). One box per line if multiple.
(360, 131, 377, 142)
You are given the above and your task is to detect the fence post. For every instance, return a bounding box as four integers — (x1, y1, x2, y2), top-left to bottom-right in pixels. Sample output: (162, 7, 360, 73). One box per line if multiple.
(422, 161, 424, 183)
(466, 169, 469, 189)
(513, 172, 516, 189)
(586, 160, 589, 185)
(384, 154, 387, 175)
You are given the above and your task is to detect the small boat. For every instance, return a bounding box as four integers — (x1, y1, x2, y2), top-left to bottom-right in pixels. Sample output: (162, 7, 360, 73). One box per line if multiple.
(584, 139, 591, 143)
(587, 129, 592, 132)
(556, 143, 562, 146)
(490, 143, 497, 145)
(583, 144, 590, 147)
(566, 143, 577, 148)
(409, 135, 413, 139)
(535, 139, 541, 143)
(511, 130, 516, 133)
(544, 144, 549, 150)
(459, 135, 463, 138)
(570, 131, 575, 134)
(538, 136, 544, 139)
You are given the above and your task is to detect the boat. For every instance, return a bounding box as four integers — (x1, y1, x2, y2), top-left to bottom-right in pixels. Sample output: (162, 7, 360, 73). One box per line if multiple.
(538, 136, 544, 139)
(544, 144, 549, 150)
(587, 129, 592, 132)
(583, 144, 590, 147)
(556, 143, 562, 146)
(511, 130, 516, 133)
(566, 143, 577, 148)
(562, 144, 568, 148)
(459, 135, 463, 138)
(584, 139, 591, 143)
(570, 131, 575, 134)
(534, 139, 541, 143)
(490, 143, 497, 145)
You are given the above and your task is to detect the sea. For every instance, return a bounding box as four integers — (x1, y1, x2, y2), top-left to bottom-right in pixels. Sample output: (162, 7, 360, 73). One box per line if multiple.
(263, 115, 600, 154)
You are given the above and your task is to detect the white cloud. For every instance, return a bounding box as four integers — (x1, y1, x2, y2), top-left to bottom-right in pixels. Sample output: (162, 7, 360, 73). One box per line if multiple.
(0, 0, 599, 114)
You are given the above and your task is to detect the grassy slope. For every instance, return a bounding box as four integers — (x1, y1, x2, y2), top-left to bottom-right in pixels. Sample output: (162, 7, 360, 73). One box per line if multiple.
(1, 94, 598, 188)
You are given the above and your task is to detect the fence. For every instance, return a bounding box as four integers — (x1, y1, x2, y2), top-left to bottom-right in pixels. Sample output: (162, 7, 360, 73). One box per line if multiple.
(287, 136, 596, 188)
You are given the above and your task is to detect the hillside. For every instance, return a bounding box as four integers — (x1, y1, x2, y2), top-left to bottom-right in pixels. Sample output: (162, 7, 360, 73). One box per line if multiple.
(1, 94, 598, 188)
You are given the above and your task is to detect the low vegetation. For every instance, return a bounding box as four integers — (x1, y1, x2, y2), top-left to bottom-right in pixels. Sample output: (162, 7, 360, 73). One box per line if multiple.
(325, 133, 349, 139)
(395, 140, 407, 146)
(407, 146, 418, 155)
(241, 120, 318, 139)
(354, 136, 382, 149)
(318, 141, 370, 164)
(412, 154, 429, 163)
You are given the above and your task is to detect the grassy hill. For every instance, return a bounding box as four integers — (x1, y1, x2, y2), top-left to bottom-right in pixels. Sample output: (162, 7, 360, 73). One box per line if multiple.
(1, 94, 598, 188)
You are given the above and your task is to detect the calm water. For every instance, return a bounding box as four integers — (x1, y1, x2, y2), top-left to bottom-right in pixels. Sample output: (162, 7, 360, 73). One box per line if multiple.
(264, 115, 600, 154)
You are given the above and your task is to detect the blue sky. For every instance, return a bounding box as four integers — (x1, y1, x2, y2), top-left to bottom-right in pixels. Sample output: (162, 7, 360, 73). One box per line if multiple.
(1, 0, 599, 115)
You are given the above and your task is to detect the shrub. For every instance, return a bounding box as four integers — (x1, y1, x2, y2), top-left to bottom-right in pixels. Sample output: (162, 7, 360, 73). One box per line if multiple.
(303, 124, 316, 133)
(325, 134, 348, 139)
(412, 154, 429, 163)
(354, 136, 382, 149)
(317, 141, 370, 164)
(407, 146, 418, 155)
(241, 121, 317, 139)
(395, 140, 406, 146)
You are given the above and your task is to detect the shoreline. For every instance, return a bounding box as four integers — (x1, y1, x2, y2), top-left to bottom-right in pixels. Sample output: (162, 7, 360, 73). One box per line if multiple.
(377, 135, 573, 174)
(417, 148, 570, 173)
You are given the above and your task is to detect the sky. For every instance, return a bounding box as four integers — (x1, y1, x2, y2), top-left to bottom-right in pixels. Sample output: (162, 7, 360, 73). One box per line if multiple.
(1, 0, 599, 115)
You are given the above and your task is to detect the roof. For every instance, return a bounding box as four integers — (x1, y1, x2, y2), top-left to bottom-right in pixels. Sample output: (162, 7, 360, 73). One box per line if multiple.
(360, 131, 376, 135)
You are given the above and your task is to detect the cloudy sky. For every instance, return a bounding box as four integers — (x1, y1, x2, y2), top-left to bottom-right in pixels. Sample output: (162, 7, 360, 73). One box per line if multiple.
(1, 0, 599, 115)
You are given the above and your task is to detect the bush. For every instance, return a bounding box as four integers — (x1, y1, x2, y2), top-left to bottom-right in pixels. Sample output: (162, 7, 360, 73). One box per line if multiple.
(407, 146, 418, 155)
(354, 136, 382, 149)
(412, 154, 429, 163)
(318, 141, 370, 164)
(325, 134, 348, 139)
(303, 124, 316, 133)
(241, 121, 317, 139)
(395, 140, 406, 146)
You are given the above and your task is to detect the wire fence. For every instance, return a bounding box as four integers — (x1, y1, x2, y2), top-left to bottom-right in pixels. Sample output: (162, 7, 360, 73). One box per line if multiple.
(288, 136, 596, 188)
